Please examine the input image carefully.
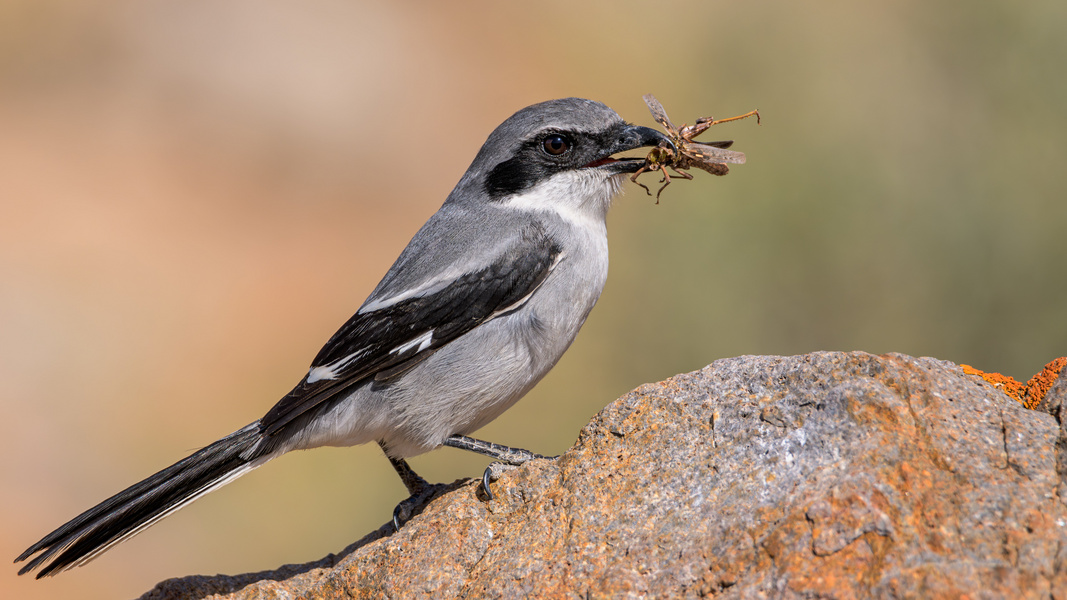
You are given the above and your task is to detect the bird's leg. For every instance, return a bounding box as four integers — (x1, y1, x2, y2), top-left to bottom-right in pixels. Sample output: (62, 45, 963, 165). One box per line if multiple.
(443, 434, 549, 463)
(384, 453, 430, 497)
(443, 434, 557, 501)
(379, 442, 450, 531)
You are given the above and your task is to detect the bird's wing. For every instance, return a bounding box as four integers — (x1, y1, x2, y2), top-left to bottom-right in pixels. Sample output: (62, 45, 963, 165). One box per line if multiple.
(260, 222, 562, 436)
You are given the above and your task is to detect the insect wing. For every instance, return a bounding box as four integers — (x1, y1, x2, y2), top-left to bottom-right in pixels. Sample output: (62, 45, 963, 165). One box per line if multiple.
(682, 118, 714, 141)
(690, 161, 730, 176)
(686, 141, 746, 165)
(688, 161, 729, 176)
(642, 94, 677, 134)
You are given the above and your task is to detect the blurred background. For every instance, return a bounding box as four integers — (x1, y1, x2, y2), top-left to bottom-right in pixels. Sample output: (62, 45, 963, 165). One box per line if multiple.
(2, 0, 1065, 598)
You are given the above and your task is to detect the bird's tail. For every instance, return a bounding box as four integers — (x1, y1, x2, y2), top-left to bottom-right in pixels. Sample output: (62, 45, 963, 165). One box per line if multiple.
(15, 422, 269, 578)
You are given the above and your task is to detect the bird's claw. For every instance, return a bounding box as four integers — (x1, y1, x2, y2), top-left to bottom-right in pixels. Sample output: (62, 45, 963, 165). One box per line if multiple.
(390, 482, 451, 532)
(479, 456, 558, 502)
(481, 464, 502, 501)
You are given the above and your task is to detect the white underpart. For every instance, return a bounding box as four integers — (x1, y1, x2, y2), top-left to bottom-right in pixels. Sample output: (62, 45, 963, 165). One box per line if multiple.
(307, 348, 368, 383)
(390, 330, 433, 356)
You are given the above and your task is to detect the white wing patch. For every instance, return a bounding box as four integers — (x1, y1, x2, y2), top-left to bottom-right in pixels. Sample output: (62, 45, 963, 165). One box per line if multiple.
(390, 330, 433, 356)
(358, 266, 467, 314)
(307, 348, 368, 383)
(306, 366, 337, 384)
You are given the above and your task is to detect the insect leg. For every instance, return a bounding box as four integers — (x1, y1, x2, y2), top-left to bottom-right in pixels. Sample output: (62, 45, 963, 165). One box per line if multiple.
(708, 109, 761, 126)
(630, 165, 654, 196)
(654, 165, 673, 203)
(670, 166, 694, 181)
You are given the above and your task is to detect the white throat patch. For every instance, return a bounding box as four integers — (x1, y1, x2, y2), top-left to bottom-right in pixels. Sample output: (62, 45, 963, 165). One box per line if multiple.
(500, 169, 624, 232)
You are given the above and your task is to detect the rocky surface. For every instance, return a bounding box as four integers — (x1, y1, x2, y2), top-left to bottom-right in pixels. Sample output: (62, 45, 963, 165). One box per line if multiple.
(140, 351, 1067, 599)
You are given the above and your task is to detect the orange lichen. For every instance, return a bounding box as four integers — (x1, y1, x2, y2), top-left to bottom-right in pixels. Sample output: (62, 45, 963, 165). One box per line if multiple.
(961, 357, 1067, 409)
(960, 364, 1025, 405)
(1023, 357, 1067, 410)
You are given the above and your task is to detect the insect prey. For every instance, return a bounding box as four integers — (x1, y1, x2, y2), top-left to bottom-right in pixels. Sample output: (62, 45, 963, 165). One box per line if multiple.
(632, 94, 760, 201)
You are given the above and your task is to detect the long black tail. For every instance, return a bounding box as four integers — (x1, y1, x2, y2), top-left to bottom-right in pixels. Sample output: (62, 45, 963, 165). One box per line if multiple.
(15, 423, 267, 578)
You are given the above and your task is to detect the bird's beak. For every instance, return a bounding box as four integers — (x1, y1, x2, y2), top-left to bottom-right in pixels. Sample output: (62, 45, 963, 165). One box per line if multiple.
(583, 124, 676, 173)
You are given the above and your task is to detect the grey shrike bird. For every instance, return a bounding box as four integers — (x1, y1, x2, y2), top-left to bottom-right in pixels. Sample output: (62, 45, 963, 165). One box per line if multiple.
(16, 97, 683, 578)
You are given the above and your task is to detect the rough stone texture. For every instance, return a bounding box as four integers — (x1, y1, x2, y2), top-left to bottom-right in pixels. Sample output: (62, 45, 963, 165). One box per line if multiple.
(140, 352, 1067, 599)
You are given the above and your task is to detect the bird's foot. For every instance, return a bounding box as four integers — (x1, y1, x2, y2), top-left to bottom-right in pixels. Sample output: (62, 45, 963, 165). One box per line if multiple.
(480, 462, 519, 501)
(441, 434, 559, 501)
(391, 481, 452, 532)
(478, 455, 560, 501)
(380, 442, 456, 531)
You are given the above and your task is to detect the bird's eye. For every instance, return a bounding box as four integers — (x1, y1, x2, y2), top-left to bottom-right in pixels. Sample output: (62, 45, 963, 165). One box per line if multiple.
(541, 134, 571, 156)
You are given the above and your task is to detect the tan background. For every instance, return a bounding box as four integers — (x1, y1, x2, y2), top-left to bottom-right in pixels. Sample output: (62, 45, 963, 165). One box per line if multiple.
(3, 1, 1065, 598)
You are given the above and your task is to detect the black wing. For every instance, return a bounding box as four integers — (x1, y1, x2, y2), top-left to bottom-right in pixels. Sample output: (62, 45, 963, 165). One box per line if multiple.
(260, 223, 563, 436)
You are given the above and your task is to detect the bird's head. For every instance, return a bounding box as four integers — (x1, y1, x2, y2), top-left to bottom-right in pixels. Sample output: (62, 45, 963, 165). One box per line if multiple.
(449, 98, 673, 218)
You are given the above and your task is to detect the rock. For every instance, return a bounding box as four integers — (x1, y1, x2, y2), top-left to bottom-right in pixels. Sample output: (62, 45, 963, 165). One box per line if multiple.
(139, 351, 1067, 599)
